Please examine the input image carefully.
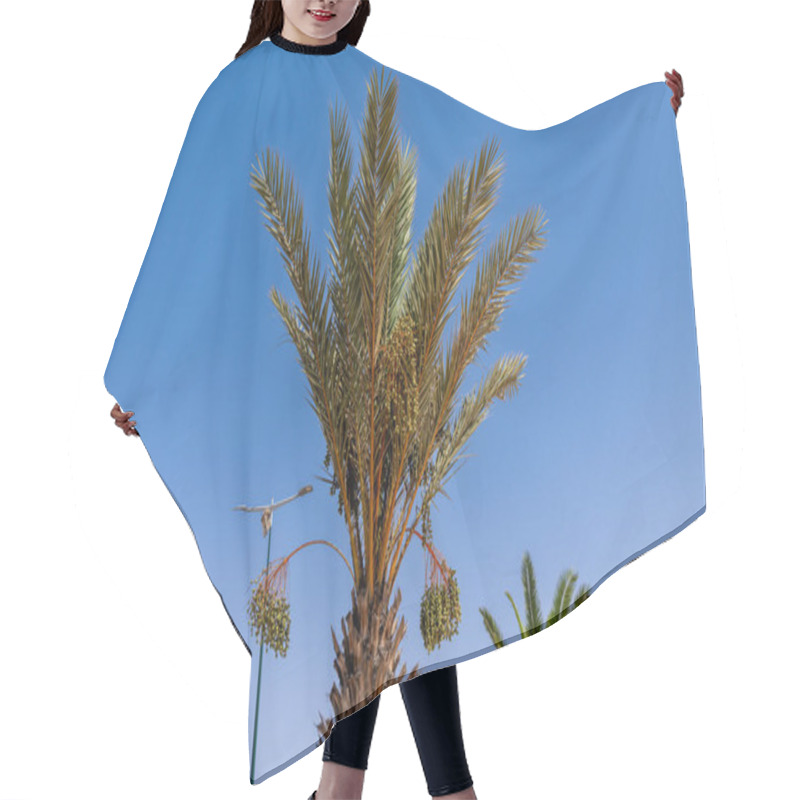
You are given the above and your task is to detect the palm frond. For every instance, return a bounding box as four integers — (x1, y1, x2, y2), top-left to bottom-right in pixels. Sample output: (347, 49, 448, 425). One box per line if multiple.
(574, 582, 592, 609)
(505, 590, 525, 637)
(438, 206, 547, 417)
(326, 96, 360, 392)
(252, 145, 353, 538)
(406, 137, 506, 413)
(428, 351, 528, 498)
(479, 607, 505, 649)
(386, 139, 418, 331)
(547, 569, 579, 625)
(351, 67, 407, 364)
(521, 551, 543, 633)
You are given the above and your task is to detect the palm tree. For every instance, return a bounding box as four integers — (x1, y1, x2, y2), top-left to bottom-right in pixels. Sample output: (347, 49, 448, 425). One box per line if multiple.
(479, 550, 592, 648)
(249, 66, 548, 740)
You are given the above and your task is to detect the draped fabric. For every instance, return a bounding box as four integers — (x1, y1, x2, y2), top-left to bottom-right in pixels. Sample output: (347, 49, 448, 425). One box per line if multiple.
(103, 36, 705, 785)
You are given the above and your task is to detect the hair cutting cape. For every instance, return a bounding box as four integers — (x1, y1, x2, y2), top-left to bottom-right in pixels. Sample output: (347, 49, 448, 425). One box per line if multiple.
(104, 34, 706, 786)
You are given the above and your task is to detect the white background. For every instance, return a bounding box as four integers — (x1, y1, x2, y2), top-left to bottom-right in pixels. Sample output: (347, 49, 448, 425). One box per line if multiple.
(1, 1, 797, 798)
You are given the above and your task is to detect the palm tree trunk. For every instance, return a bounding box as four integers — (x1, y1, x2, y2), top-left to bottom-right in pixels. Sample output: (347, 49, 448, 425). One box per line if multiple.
(315, 580, 420, 739)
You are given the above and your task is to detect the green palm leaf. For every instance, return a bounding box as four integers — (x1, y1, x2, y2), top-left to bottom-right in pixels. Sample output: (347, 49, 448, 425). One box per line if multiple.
(548, 569, 579, 624)
(479, 607, 505, 650)
(521, 551, 543, 634)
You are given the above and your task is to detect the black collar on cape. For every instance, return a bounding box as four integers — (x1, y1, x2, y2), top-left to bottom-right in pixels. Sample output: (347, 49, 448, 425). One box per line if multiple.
(269, 31, 348, 55)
